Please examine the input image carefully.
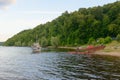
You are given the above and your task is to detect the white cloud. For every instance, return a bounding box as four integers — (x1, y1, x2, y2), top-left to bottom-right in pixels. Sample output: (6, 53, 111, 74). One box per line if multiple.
(0, 0, 16, 9)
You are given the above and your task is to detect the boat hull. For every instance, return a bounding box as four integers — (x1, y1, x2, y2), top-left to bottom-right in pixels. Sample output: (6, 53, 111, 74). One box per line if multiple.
(33, 50, 40, 53)
(31, 43, 41, 53)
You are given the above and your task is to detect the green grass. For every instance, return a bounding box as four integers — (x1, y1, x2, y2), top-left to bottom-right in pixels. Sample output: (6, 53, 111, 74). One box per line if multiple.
(103, 40, 120, 52)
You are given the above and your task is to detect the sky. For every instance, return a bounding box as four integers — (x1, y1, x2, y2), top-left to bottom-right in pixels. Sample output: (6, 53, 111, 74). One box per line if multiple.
(0, 0, 117, 42)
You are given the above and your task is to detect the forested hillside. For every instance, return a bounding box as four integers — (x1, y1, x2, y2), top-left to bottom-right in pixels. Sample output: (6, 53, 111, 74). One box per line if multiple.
(4, 1, 120, 46)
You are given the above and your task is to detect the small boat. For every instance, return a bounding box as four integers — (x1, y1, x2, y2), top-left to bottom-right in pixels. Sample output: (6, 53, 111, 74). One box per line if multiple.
(31, 42, 41, 53)
(68, 45, 105, 54)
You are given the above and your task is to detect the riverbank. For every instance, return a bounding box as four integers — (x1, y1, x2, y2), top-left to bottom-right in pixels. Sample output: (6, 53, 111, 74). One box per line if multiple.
(94, 51, 120, 57)
(94, 41, 120, 57)
(59, 41, 120, 57)
(89, 40, 120, 57)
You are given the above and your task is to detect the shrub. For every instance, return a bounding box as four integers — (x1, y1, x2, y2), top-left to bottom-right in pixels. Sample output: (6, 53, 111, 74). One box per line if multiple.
(88, 37, 96, 45)
(97, 38, 105, 44)
(104, 36, 112, 44)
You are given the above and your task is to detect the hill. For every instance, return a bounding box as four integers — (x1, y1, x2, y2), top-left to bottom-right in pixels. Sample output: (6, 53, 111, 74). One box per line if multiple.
(4, 1, 120, 46)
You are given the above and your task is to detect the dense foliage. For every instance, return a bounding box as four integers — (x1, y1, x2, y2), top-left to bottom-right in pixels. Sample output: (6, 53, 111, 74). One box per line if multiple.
(4, 1, 120, 46)
(116, 34, 120, 42)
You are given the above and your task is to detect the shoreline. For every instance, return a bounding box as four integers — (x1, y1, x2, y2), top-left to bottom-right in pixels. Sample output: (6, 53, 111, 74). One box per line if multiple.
(93, 51, 120, 57)
(59, 46, 120, 57)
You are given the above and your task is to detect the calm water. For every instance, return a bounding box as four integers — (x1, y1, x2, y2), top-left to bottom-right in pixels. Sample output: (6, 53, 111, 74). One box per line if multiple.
(0, 47, 120, 80)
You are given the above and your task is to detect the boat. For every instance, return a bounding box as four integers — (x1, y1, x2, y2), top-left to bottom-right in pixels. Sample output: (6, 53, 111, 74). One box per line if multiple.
(68, 45, 105, 54)
(31, 42, 41, 53)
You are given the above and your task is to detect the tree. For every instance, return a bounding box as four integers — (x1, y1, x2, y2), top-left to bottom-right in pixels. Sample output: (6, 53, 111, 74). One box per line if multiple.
(108, 24, 119, 37)
(51, 36, 60, 48)
(116, 34, 120, 42)
(103, 15, 110, 26)
(41, 37, 48, 47)
(28, 40, 33, 46)
(4, 1, 120, 46)
(15, 41, 21, 46)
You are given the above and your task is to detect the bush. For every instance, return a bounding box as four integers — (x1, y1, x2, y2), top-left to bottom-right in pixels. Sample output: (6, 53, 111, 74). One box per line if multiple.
(88, 37, 96, 45)
(104, 36, 112, 44)
(97, 38, 105, 44)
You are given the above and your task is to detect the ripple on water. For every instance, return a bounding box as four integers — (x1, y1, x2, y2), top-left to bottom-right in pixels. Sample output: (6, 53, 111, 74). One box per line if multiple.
(0, 47, 120, 80)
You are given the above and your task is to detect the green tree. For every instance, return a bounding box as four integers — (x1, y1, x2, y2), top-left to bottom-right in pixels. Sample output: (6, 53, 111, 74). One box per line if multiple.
(51, 36, 60, 48)
(15, 41, 21, 46)
(108, 24, 119, 37)
(41, 37, 48, 47)
(4, 1, 120, 46)
(116, 34, 120, 42)
(28, 40, 33, 46)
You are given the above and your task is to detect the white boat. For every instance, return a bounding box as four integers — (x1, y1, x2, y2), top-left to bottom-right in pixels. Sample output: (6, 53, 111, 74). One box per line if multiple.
(32, 43, 41, 53)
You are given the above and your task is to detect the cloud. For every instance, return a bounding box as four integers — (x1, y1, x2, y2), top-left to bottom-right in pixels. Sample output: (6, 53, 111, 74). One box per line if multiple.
(0, 0, 16, 9)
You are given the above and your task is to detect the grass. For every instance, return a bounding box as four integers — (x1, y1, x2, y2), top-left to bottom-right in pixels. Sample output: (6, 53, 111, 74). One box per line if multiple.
(103, 40, 120, 52)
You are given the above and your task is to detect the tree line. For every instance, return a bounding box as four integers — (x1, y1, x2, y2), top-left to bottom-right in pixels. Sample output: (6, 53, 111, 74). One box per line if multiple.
(4, 1, 120, 47)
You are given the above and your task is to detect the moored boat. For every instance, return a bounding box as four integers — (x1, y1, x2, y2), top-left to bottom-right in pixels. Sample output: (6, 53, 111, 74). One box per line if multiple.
(31, 43, 41, 53)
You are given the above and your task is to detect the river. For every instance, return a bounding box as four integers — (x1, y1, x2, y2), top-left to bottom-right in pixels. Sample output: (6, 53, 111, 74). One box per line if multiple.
(0, 47, 120, 80)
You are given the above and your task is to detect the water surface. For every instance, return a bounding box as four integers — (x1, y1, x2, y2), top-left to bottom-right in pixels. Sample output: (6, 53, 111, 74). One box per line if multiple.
(0, 47, 120, 80)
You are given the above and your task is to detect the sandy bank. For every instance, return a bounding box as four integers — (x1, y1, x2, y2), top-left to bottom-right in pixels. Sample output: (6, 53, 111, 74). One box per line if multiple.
(59, 46, 120, 57)
(94, 51, 120, 57)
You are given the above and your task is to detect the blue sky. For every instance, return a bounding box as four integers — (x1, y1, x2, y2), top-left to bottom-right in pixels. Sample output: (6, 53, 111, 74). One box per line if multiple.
(0, 0, 117, 41)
